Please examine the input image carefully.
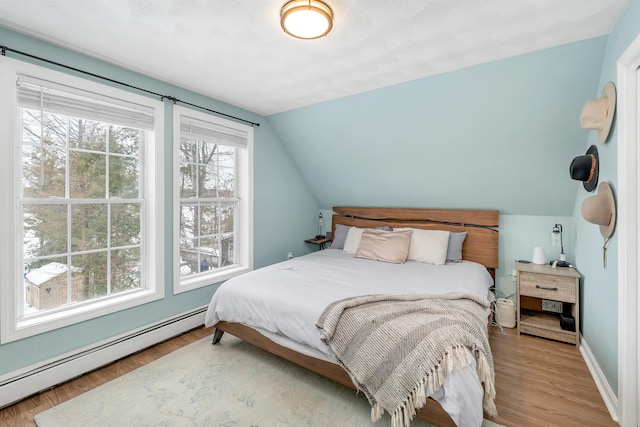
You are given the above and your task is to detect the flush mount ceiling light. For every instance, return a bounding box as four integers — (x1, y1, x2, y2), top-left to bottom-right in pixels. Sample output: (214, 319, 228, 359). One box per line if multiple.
(280, 0, 333, 40)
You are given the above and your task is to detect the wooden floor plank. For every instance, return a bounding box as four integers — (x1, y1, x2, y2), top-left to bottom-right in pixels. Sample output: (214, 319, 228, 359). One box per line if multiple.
(489, 327, 617, 427)
(0, 325, 617, 427)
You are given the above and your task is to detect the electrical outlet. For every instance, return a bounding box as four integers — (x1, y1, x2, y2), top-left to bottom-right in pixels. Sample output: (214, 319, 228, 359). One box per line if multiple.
(287, 252, 293, 260)
(542, 299, 563, 313)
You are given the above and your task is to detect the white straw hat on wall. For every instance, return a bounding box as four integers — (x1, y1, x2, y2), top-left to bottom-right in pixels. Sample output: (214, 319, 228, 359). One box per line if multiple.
(580, 81, 616, 144)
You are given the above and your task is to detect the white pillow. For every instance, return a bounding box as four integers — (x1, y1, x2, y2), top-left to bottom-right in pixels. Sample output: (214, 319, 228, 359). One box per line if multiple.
(396, 228, 450, 265)
(343, 227, 365, 254)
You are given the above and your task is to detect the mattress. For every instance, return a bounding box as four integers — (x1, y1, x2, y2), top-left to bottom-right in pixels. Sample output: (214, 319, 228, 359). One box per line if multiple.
(205, 248, 494, 426)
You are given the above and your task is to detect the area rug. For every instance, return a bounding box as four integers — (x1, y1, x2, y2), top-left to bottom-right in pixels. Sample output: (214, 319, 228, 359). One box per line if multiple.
(35, 334, 505, 427)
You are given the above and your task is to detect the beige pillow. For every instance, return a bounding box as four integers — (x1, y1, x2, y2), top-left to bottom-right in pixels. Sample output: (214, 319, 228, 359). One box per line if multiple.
(354, 230, 413, 264)
(395, 228, 450, 265)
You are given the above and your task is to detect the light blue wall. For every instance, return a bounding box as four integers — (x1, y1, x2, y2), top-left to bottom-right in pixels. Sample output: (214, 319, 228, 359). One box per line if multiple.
(268, 37, 607, 216)
(572, 0, 640, 396)
(0, 27, 319, 375)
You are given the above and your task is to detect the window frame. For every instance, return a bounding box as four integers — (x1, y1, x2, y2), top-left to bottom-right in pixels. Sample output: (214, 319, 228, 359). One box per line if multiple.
(172, 105, 253, 294)
(0, 57, 165, 343)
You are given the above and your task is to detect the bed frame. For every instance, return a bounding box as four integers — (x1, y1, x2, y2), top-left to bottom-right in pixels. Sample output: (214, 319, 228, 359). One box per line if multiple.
(212, 207, 499, 426)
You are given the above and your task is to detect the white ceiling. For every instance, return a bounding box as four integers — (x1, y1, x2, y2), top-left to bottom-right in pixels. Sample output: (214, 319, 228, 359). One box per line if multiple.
(0, 0, 628, 116)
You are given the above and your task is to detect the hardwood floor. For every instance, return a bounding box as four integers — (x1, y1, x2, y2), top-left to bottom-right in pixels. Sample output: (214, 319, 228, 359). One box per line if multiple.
(0, 325, 617, 427)
(489, 327, 617, 427)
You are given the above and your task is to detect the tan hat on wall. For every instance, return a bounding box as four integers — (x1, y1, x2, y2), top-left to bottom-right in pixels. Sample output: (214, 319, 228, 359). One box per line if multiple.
(581, 182, 616, 238)
(580, 81, 617, 144)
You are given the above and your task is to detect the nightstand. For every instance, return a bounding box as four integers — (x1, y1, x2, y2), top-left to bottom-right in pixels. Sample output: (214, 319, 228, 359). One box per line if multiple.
(516, 261, 581, 345)
(304, 237, 331, 250)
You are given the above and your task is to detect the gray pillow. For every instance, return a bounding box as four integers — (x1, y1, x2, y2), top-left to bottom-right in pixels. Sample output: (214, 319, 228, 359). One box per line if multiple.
(331, 224, 350, 249)
(446, 231, 467, 263)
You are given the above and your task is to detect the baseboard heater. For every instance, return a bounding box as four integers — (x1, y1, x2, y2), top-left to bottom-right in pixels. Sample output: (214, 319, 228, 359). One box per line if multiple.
(0, 306, 208, 409)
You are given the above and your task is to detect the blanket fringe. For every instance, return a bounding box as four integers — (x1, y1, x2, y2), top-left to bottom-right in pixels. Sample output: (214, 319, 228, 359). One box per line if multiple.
(372, 402, 384, 422)
(477, 352, 498, 417)
(372, 345, 497, 426)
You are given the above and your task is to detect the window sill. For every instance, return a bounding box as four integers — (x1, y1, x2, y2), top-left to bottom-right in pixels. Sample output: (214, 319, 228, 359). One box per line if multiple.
(174, 265, 251, 294)
(3, 288, 164, 344)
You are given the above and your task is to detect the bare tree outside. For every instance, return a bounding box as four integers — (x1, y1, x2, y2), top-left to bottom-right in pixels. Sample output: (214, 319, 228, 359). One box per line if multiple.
(178, 136, 236, 277)
(21, 107, 144, 313)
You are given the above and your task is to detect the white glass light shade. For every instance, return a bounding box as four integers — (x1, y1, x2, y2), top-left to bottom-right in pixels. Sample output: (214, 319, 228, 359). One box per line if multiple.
(281, 0, 333, 40)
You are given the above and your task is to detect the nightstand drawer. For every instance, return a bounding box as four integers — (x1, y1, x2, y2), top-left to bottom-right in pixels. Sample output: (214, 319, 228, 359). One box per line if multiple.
(519, 272, 576, 303)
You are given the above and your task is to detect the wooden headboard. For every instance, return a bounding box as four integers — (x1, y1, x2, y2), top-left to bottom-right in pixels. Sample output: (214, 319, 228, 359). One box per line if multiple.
(331, 207, 499, 271)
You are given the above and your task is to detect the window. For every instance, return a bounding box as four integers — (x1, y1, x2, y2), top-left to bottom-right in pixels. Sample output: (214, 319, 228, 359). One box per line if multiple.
(173, 106, 253, 293)
(0, 57, 164, 343)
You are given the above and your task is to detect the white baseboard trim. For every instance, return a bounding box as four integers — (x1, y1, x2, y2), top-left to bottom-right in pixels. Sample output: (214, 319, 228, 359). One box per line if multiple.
(579, 334, 619, 422)
(0, 306, 209, 409)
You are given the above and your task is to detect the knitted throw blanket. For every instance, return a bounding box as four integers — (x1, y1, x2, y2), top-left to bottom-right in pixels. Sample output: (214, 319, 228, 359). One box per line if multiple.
(316, 293, 497, 427)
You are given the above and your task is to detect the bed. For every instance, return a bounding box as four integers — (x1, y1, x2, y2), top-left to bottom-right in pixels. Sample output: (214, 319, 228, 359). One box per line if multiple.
(204, 207, 499, 427)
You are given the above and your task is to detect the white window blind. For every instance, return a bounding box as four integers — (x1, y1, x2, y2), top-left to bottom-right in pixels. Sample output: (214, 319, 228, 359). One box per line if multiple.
(17, 75, 155, 130)
(180, 115, 248, 148)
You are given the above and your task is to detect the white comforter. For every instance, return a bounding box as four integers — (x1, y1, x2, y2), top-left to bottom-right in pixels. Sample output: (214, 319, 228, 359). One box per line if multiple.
(205, 249, 494, 426)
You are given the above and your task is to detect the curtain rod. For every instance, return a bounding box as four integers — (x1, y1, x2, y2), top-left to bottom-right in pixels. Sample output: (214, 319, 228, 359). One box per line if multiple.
(0, 44, 260, 127)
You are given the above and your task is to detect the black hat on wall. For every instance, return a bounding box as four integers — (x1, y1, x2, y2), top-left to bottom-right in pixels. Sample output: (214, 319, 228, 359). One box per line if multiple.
(570, 145, 599, 192)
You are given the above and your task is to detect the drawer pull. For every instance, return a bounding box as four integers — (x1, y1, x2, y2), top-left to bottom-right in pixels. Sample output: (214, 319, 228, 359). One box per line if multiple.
(536, 285, 558, 291)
